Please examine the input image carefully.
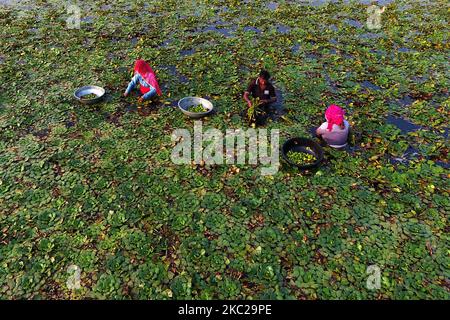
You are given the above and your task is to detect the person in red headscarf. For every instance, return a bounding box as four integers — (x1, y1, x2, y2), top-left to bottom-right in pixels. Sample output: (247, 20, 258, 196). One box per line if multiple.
(316, 105, 350, 148)
(124, 60, 162, 103)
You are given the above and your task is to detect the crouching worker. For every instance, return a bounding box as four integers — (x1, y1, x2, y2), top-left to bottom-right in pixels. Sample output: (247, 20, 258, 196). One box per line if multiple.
(124, 59, 162, 103)
(316, 105, 351, 149)
(243, 69, 277, 126)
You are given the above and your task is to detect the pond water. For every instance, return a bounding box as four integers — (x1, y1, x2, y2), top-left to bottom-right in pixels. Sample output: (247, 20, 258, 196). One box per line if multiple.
(291, 43, 301, 54)
(269, 88, 286, 120)
(243, 26, 262, 34)
(344, 19, 364, 29)
(398, 95, 415, 106)
(180, 49, 195, 57)
(359, 32, 382, 40)
(161, 65, 189, 84)
(200, 25, 235, 38)
(65, 121, 76, 128)
(275, 25, 291, 34)
(267, 2, 279, 11)
(361, 80, 382, 91)
(386, 115, 422, 134)
(397, 47, 408, 53)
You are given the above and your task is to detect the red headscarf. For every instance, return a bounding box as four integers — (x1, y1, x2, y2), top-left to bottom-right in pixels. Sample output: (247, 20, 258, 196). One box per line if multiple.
(134, 59, 162, 96)
(325, 104, 345, 131)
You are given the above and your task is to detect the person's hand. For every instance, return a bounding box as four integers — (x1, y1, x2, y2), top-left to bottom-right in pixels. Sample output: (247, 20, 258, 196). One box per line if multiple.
(247, 101, 252, 108)
(123, 92, 128, 97)
(138, 96, 144, 103)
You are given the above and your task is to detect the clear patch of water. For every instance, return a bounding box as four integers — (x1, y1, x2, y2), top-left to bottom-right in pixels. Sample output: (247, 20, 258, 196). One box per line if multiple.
(243, 26, 261, 34)
(398, 47, 414, 53)
(267, 2, 279, 10)
(328, 24, 338, 32)
(359, 32, 382, 40)
(276, 24, 290, 34)
(398, 95, 415, 106)
(344, 19, 363, 29)
(180, 49, 195, 57)
(201, 25, 235, 38)
(162, 65, 189, 84)
(65, 121, 76, 128)
(81, 16, 94, 24)
(386, 115, 422, 134)
(361, 80, 381, 91)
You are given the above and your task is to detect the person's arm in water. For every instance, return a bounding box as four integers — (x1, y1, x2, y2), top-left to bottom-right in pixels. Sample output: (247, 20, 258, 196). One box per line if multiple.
(243, 91, 252, 108)
(244, 80, 257, 108)
(124, 74, 140, 97)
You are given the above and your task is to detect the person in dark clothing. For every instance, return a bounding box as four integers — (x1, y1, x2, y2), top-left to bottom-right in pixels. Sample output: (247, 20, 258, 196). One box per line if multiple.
(243, 70, 277, 126)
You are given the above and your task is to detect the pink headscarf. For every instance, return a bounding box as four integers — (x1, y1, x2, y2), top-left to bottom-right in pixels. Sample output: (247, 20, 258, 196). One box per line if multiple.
(134, 59, 162, 96)
(325, 105, 345, 131)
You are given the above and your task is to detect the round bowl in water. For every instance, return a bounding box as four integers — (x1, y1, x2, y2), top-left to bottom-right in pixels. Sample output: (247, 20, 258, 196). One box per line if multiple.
(74, 86, 105, 105)
(178, 97, 214, 119)
(282, 137, 324, 170)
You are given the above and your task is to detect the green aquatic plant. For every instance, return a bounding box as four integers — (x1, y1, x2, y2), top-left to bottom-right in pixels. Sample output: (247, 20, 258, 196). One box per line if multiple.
(80, 93, 98, 100)
(188, 104, 208, 113)
(247, 97, 260, 125)
(286, 150, 316, 165)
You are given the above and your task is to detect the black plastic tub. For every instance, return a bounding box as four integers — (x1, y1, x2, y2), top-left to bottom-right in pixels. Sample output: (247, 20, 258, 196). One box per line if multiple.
(282, 137, 324, 170)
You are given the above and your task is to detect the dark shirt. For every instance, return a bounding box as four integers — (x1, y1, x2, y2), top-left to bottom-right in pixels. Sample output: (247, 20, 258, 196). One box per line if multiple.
(246, 78, 276, 101)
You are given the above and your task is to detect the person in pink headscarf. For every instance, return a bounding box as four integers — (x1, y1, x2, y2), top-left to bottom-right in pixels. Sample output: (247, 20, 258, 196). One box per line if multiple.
(124, 60, 162, 103)
(316, 105, 350, 148)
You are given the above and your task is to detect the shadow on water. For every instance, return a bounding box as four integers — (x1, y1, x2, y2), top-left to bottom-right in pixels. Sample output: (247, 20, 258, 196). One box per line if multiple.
(116, 99, 161, 119)
(267, 88, 286, 122)
(65, 121, 76, 128)
(33, 128, 50, 139)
